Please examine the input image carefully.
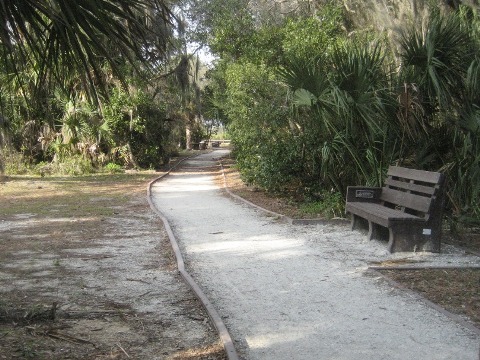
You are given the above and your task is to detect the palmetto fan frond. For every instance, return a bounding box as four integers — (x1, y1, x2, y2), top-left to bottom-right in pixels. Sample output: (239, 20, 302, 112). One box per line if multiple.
(277, 55, 330, 100)
(330, 42, 391, 137)
(0, 0, 172, 99)
(399, 8, 475, 112)
(461, 58, 480, 134)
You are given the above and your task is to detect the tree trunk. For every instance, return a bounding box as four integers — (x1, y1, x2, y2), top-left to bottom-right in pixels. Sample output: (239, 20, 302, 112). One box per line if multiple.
(0, 119, 6, 180)
(185, 125, 192, 150)
(0, 154, 4, 181)
(126, 142, 140, 169)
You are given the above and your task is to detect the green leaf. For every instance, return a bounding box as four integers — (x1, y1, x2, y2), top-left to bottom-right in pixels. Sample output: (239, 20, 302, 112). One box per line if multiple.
(293, 88, 316, 107)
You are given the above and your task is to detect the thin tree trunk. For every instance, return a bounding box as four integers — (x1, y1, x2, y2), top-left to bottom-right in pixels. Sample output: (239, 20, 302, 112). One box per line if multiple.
(126, 142, 140, 169)
(0, 151, 4, 181)
(0, 117, 6, 180)
(185, 125, 192, 150)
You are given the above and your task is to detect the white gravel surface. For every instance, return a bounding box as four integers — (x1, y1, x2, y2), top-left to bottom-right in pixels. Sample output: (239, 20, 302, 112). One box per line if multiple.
(150, 150, 480, 360)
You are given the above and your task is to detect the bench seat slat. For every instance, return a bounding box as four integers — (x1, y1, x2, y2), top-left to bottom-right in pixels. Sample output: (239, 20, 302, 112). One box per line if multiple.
(346, 202, 422, 227)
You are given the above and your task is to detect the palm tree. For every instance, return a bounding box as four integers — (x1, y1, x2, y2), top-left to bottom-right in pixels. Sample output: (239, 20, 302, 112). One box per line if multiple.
(0, 1, 176, 171)
(398, 6, 480, 224)
(279, 40, 395, 192)
(0, 0, 172, 101)
(399, 7, 475, 117)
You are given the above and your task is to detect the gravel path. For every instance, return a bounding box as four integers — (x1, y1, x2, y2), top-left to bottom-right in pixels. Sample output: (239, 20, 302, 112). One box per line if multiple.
(150, 150, 480, 360)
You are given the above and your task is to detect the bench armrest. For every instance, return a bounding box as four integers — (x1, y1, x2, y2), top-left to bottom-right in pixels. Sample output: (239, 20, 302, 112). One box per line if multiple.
(346, 186, 381, 203)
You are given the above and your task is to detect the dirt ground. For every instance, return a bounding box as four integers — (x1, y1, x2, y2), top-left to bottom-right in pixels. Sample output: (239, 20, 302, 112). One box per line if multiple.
(0, 167, 226, 359)
(219, 157, 480, 331)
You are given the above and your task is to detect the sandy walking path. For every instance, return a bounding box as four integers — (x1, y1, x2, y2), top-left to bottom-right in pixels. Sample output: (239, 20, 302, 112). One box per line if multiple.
(150, 150, 480, 360)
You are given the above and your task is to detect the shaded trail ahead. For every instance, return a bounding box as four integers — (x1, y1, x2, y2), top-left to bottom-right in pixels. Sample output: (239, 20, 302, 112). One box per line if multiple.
(150, 150, 479, 360)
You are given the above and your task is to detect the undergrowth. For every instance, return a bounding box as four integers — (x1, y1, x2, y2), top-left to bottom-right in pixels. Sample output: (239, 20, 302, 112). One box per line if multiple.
(300, 191, 344, 219)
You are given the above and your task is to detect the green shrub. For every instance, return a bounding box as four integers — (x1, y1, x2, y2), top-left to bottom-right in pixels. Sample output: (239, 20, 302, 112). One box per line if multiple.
(104, 162, 124, 174)
(57, 156, 94, 175)
(300, 191, 344, 219)
(2, 148, 30, 175)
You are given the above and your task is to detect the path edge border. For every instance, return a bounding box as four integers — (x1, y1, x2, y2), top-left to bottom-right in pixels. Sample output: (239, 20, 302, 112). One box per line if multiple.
(220, 162, 348, 226)
(146, 156, 239, 360)
(368, 267, 480, 337)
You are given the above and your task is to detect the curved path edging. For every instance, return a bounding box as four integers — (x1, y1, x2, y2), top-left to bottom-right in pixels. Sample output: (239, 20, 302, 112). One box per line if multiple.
(146, 156, 239, 360)
(368, 268, 480, 337)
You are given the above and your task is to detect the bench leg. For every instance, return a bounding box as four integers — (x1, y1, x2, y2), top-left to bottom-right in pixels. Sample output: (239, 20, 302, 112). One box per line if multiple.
(351, 215, 390, 243)
(368, 221, 388, 241)
(388, 224, 417, 252)
(387, 229, 397, 253)
(367, 221, 376, 240)
(422, 233, 441, 252)
(351, 214, 368, 233)
(351, 214, 359, 231)
(387, 224, 441, 253)
(351, 216, 442, 253)
(351, 216, 388, 241)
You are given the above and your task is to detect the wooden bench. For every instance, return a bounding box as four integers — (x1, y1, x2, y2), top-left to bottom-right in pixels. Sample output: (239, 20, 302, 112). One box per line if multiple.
(345, 166, 446, 253)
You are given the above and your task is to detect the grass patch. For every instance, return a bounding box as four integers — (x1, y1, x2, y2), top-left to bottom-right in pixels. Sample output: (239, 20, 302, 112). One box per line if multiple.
(300, 191, 344, 219)
(0, 173, 159, 219)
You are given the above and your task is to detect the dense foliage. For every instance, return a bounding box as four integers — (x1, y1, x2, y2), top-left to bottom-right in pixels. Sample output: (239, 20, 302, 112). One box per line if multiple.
(0, 0, 207, 174)
(201, 2, 480, 225)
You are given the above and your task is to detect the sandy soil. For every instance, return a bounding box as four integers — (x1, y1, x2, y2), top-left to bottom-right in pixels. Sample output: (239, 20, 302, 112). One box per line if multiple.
(0, 172, 226, 359)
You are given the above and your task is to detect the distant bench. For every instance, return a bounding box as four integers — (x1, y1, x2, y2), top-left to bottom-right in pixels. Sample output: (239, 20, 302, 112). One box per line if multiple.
(345, 166, 446, 253)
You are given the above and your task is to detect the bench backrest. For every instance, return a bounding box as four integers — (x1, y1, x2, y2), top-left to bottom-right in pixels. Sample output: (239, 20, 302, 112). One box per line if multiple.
(380, 166, 445, 219)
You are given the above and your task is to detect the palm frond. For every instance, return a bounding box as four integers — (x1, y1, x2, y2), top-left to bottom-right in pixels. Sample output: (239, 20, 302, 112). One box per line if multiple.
(0, 0, 173, 100)
(399, 9, 475, 111)
(330, 41, 391, 137)
(277, 55, 330, 97)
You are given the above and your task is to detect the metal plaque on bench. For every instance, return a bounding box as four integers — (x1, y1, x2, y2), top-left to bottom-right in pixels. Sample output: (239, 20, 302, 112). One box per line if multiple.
(355, 190, 374, 199)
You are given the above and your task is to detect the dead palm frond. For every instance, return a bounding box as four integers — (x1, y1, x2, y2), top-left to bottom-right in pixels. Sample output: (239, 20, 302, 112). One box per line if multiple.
(396, 82, 427, 139)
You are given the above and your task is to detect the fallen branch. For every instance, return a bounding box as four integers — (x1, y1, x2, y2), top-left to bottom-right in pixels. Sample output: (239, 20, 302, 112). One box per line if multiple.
(46, 330, 96, 347)
(126, 278, 151, 285)
(117, 343, 130, 358)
